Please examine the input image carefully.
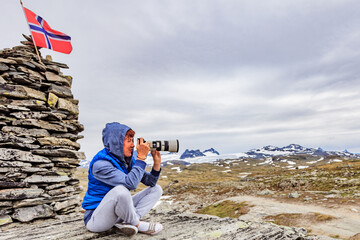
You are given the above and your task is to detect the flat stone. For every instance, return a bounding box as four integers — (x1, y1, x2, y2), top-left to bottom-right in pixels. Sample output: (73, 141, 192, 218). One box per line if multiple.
(62, 120, 84, 132)
(0, 208, 12, 215)
(0, 131, 36, 144)
(51, 157, 80, 165)
(50, 133, 84, 141)
(13, 198, 47, 208)
(45, 72, 70, 86)
(22, 167, 49, 173)
(0, 115, 16, 123)
(45, 64, 60, 73)
(0, 148, 51, 163)
(2, 126, 50, 137)
(5, 105, 30, 111)
(0, 58, 17, 64)
(45, 183, 66, 190)
(0, 84, 46, 101)
(24, 175, 70, 183)
(7, 57, 36, 69)
(0, 167, 18, 173)
(0, 75, 6, 83)
(0, 201, 12, 207)
(42, 59, 69, 69)
(0, 188, 44, 200)
(0, 63, 9, 71)
(36, 162, 54, 168)
(47, 92, 58, 108)
(53, 197, 80, 211)
(0, 84, 27, 98)
(31, 149, 85, 160)
(7, 99, 47, 110)
(0, 215, 13, 226)
(0, 160, 32, 168)
(0, 181, 29, 188)
(48, 186, 75, 196)
(0, 141, 40, 150)
(57, 98, 79, 115)
(12, 204, 55, 222)
(9, 111, 47, 119)
(17, 66, 45, 81)
(48, 84, 73, 98)
(64, 75, 73, 87)
(1, 172, 27, 181)
(29, 60, 47, 72)
(22, 86, 46, 101)
(37, 137, 80, 149)
(13, 119, 67, 132)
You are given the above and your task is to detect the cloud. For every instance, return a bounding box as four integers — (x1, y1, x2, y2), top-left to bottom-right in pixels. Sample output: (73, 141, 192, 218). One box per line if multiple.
(2, 0, 360, 158)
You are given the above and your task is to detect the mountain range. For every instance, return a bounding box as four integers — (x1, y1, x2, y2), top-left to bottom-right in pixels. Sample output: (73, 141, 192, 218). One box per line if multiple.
(79, 144, 359, 168)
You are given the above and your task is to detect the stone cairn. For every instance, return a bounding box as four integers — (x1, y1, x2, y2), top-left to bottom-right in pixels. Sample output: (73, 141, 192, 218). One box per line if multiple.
(0, 35, 85, 225)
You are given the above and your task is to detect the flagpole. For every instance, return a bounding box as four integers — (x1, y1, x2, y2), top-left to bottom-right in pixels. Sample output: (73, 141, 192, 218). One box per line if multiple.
(20, 0, 44, 65)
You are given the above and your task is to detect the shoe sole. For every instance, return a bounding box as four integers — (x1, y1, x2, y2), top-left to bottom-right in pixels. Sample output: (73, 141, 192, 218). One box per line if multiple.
(115, 224, 138, 236)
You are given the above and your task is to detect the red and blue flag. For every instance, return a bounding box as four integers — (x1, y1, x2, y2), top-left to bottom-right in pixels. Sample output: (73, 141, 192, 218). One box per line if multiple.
(23, 7, 72, 54)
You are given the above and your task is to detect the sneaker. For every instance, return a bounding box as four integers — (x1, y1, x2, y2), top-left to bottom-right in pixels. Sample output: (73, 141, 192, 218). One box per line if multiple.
(114, 223, 138, 236)
(138, 221, 163, 235)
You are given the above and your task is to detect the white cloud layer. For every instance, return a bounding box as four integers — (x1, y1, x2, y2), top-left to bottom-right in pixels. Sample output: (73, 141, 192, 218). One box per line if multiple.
(1, 0, 360, 159)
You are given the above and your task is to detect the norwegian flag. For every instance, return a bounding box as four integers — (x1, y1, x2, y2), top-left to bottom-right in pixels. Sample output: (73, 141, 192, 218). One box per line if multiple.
(23, 7, 72, 54)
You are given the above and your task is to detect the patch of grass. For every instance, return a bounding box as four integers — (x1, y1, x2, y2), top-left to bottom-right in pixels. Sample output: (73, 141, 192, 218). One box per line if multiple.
(313, 212, 336, 222)
(196, 200, 251, 218)
(265, 212, 336, 227)
(74, 167, 88, 199)
(265, 213, 302, 226)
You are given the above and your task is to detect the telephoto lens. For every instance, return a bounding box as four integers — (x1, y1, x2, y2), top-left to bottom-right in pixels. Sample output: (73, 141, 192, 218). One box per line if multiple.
(139, 139, 179, 153)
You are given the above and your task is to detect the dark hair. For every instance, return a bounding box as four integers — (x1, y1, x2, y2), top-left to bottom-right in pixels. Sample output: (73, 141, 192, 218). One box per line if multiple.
(125, 129, 135, 139)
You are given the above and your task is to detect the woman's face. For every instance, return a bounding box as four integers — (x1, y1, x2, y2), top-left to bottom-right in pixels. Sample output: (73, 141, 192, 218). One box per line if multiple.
(123, 135, 134, 157)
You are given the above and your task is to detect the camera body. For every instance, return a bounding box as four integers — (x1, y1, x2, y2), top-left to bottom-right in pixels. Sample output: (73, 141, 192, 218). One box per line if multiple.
(139, 139, 179, 153)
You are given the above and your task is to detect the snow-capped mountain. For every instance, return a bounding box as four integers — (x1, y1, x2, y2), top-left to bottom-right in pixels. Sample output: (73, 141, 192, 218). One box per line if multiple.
(246, 144, 358, 159)
(180, 148, 220, 159)
(79, 144, 359, 168)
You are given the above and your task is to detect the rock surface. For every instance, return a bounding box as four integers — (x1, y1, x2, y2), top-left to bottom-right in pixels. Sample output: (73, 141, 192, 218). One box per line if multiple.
(0, 203, 335, 240)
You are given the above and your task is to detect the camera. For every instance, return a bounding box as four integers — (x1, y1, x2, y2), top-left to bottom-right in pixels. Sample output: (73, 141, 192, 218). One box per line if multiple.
(138, 139, 179, 153)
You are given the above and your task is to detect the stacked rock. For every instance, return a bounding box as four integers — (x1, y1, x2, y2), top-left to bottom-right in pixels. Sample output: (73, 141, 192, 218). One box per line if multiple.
(0, 35, 85, 224)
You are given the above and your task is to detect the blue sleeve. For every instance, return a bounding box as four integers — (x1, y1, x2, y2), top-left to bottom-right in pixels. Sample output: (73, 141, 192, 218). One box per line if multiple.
(92, 160, 146, 190)
(141, 168, 161, 187)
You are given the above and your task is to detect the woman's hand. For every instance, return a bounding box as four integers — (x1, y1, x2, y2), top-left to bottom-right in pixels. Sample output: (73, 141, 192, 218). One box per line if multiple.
(151, 151, 161, 171)
(136, 138, 150, 161)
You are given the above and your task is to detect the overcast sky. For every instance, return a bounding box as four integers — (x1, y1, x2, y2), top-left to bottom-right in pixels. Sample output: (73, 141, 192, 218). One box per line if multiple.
(1, 0, 360, 159)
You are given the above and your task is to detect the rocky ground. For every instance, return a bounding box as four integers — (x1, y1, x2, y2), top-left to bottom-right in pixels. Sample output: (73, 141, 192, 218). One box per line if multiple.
(1, 155, 359, 239)
(0, 201, 334, 240)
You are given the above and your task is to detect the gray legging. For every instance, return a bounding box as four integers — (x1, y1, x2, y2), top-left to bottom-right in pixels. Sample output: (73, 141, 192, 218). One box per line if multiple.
(86, 184, 163, 232)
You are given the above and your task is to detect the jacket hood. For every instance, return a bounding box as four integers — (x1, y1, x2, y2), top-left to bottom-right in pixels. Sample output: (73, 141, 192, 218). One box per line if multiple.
(102, 122, 132, 161)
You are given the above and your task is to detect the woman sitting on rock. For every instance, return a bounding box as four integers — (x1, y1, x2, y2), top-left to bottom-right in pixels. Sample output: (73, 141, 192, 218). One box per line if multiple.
(82, 122, 163, 236)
